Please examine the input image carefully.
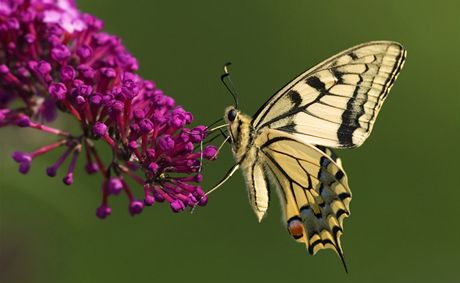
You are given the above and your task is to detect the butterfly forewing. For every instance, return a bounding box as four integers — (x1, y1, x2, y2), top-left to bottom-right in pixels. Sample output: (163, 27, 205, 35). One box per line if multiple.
(251, 41, 406, 148)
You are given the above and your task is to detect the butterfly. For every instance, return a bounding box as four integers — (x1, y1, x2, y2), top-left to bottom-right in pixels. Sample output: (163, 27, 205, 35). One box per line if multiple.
(206, 41, 406, 271)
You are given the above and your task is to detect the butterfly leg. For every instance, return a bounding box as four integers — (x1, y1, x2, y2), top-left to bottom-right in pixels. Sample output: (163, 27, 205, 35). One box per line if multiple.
(204, 163, 240, 197)
(190, 163, 240, 214)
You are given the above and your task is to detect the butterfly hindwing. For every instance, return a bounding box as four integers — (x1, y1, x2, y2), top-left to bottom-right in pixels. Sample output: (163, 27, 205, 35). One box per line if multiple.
(254, 130, 351, 266)
(251, 41, 406, 148)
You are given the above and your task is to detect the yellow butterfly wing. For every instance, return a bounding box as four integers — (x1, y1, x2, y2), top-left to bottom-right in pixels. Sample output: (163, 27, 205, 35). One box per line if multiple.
(252, 41, 406, 148)
(256, 129, 351, 269)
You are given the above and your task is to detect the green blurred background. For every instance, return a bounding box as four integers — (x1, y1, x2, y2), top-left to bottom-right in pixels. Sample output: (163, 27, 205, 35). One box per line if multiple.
(1, 0, 459, 282)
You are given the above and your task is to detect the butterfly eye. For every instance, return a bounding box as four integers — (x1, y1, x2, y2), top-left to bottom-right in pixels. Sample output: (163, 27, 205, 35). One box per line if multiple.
(227, 109, 237, 122)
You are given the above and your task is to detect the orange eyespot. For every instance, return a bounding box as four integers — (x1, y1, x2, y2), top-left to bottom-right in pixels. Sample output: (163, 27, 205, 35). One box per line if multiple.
(288, 219, 304, 240)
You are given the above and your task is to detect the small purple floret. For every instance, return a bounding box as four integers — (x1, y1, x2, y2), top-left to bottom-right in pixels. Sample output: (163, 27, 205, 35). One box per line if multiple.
(77, 84, 93, 97)
(16, 116, 31, 127)
(170, 112, 186, 128)
(63, 174, 73, 185)
(51, 44, 71, 62)
(75, 96, 85, 105)
(139, 119, 153, 133)
(36, 60, 52, 76)
(128, 140, 137, 150)
(129, 201, 144, 216)
(153, 190, 165, 202)
(186, 194, 198, 207)
(108, 178, 123, 195)
(60, 66, 76, 81)
(133, 109, 145, 120)
(148, 162, 159, 173)
(12, 151, 32, 163)
(19, 162, 31, 174)
(77, 64, 95, 79)
(93, 122, 108, 137)
(96, 205, 112, 219)
(100, 67, 116, 78)
(0, 64, 9, 74)
(144, 195, 155, 206)
(146, 149, 155, 159)
(190, 125, 207, 143)
(46, 166, 57, 177)
(159, 135, 175, 152)
(198, 195, 208, 206)
(90, 94, 102, 105)
(77, 45, 93, 60)
(49, 82, 67, 100)
(85, 162, 99, 174)
(170, 199, 186, 213)
(203, 145, 218, 160)
(184, 142, 194, 153)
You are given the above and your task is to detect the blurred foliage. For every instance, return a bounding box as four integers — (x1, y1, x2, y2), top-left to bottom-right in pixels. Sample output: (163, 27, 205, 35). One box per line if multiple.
(1, 0, 459, 282)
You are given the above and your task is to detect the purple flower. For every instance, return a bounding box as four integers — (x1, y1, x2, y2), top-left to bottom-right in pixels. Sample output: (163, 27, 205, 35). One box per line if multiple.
(170, 199, 186, 213)
(16, 116, 31, 127)
(144, 194, 155, 206)
(93, 122, 108, 137)
(96, 205, 112, 219)
(85, 162, 99, 174)
(159, 135, 175, 152)
(129, 200, 144, 216)
(108, 178, 123, 195)
(190, 125, 207, 143)
(60, 66, 76, 81)
(139, 119, 154, 133)
(12, 151, 33, 174)
(203, 145, 218, 160)
(49, 83, 68, 100)
(0, 0, 218, 219)
(77, 45, 93, 60)
(12, 151, 32, 163)
(148, 162, 159, 173)
(51, 44, 71, 62)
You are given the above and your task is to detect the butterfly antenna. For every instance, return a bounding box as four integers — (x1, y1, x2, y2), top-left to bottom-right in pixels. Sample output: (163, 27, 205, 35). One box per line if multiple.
(221, 62, 239, 109)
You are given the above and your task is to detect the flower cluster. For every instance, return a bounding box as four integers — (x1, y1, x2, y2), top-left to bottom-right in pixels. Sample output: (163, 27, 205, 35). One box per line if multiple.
(0, 0, 217, 218)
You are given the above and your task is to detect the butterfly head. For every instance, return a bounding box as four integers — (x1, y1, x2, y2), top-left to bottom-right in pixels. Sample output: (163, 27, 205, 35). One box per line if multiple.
(224, 106, 253, 160)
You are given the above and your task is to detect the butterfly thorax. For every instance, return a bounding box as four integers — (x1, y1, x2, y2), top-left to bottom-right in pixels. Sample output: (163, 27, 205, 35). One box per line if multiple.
(224, 107, 255, 163)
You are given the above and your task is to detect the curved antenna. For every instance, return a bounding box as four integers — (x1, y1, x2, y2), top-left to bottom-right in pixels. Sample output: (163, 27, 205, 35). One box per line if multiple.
(220, 62, 239, 109)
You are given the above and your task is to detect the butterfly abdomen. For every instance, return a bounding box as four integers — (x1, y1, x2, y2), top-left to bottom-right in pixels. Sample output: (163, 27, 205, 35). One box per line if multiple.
(225, 108, 271, 221)
(239, 147, 271, 222)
